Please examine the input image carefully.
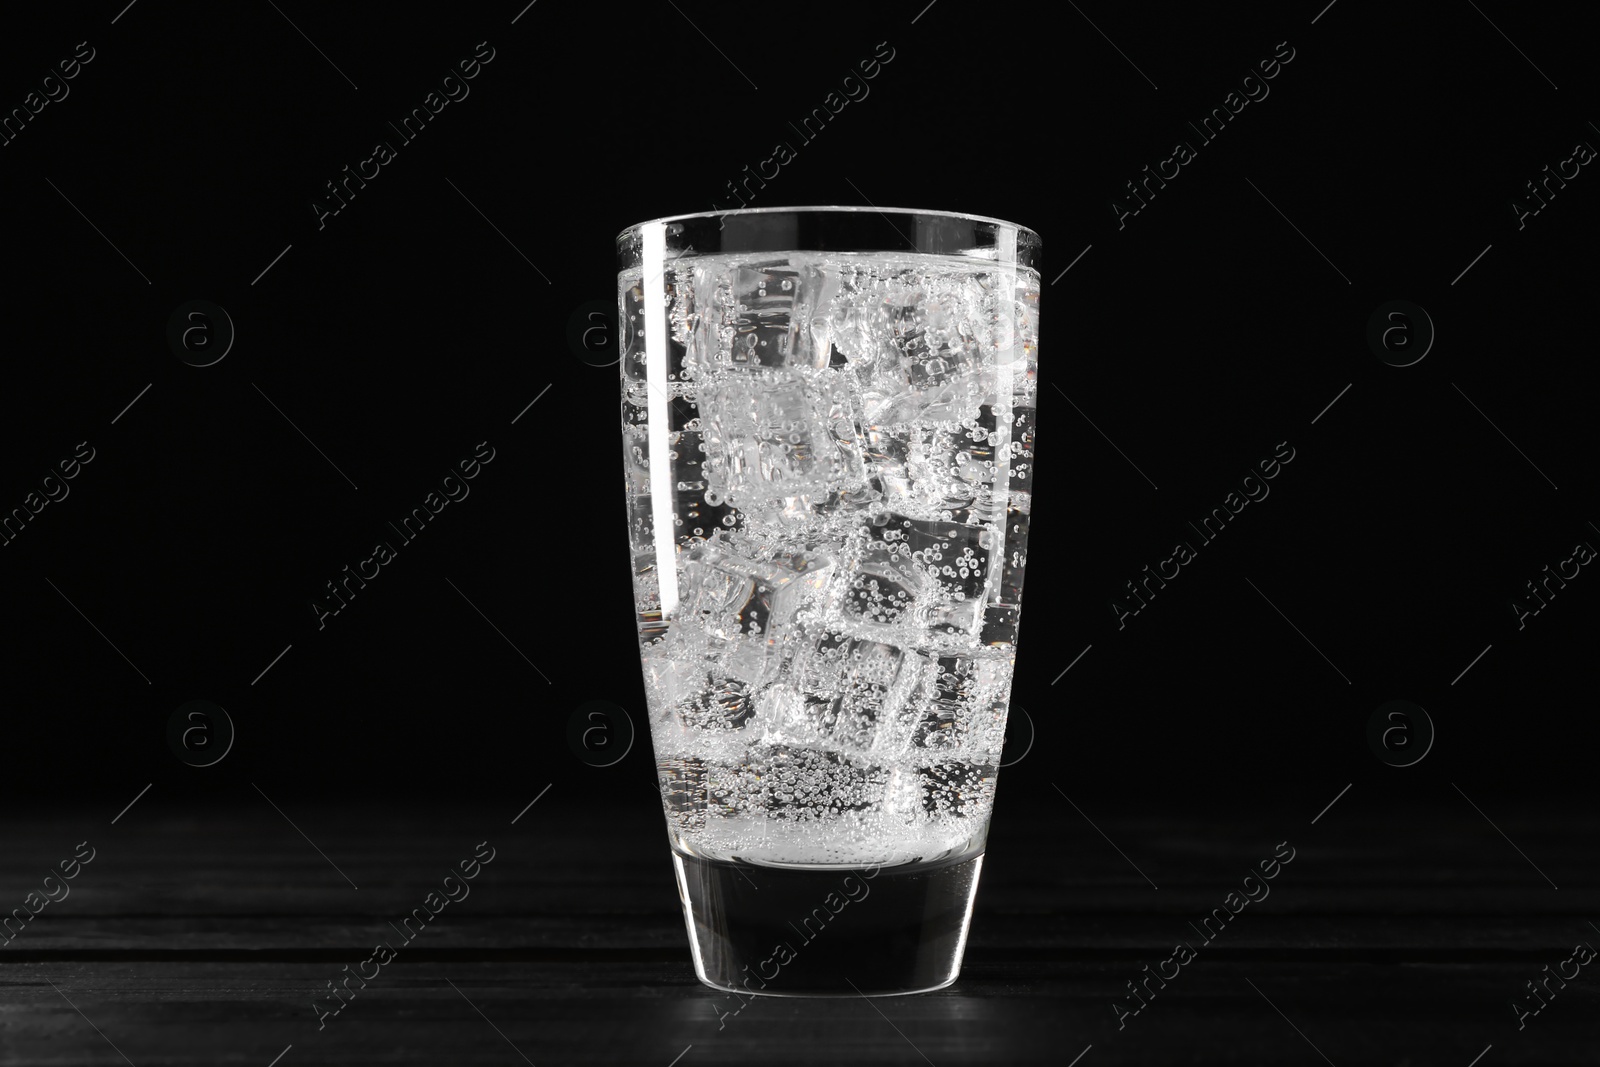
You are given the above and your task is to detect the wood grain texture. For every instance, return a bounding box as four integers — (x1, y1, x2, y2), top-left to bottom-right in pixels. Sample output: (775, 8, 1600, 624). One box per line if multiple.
(1, 801, 1596, 1065)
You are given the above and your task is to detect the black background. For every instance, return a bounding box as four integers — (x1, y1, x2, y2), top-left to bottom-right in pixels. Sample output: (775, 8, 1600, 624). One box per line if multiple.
(4, 4, 1598, 1065)
(1, 0, 1594, 820)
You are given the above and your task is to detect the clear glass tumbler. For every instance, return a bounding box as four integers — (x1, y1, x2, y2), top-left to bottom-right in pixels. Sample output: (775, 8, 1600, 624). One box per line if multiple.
(616, 206, 1040, 996)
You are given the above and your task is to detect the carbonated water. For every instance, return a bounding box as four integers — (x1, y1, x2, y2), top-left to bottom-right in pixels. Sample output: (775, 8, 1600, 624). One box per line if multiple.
(621, 251, 1039, 868)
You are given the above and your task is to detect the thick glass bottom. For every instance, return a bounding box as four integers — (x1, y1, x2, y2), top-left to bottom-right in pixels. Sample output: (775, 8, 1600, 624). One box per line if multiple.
(671, 847, 984, 997)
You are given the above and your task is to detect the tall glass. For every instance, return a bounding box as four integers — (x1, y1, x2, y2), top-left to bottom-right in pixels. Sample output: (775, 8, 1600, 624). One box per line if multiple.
(616, 207, 1040, 996)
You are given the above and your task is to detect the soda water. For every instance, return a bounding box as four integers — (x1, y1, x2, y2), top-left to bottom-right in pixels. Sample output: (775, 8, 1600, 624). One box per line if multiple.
(621, 251, 1039, 872)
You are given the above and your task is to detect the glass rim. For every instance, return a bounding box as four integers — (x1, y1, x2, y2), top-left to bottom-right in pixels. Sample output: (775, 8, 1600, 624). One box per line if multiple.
(616, 204, 1041, 245)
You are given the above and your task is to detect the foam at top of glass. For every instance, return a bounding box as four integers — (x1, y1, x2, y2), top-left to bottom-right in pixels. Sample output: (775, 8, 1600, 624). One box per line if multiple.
(616, 206, 1041, 272)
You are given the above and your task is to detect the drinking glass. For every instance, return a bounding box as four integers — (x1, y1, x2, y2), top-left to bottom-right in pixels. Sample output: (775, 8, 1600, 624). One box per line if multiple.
(616, 206, 1040, 996)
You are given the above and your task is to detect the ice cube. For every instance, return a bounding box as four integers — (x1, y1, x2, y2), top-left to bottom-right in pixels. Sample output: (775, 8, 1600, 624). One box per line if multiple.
(695, 263, 840, 371)
(833, 523, 928, 632)
(643, 618, 729, 720)
(831, 513, 994, 642)
(639, 639, 682, 714)
(679, 536, 834, 639)
(701, 372, 865, 506)
(731, 265, 801, 368)
(665, 534, 835, 688)
(733, 489, 829, 536)
(889, 293, 980, 386)
(643, 611, 760, 731)
(821, 261, 880, 364)
(900, 650, 1012, 757)
(902, 515, 993, 639)
(863, 374, 987, 428)
(733, 479, 887, 548)
(671, 673, 756, 731)
(840, 273, 992, 426)
(786, 631, 920, 752)
(862, 424, 910, 469)
(875, 407, 1004, 522)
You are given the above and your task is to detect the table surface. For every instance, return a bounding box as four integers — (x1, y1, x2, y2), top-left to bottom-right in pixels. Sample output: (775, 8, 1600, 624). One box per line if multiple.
(1, 797, 1595, 1066)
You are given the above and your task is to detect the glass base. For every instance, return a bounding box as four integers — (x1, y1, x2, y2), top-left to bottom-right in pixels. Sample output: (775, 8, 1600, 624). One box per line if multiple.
(671, 848, 984, 997)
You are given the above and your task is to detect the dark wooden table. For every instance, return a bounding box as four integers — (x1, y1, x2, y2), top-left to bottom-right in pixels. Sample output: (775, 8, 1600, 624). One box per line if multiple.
(2, 795, 1595, 1065)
